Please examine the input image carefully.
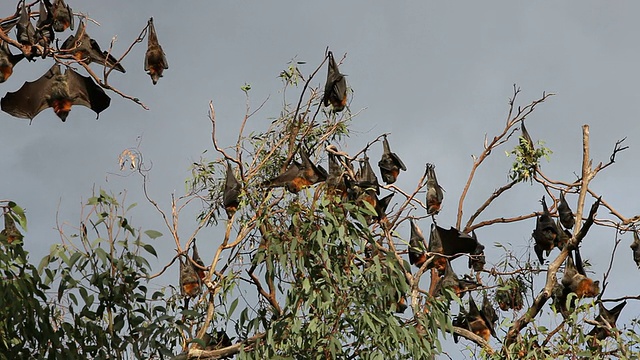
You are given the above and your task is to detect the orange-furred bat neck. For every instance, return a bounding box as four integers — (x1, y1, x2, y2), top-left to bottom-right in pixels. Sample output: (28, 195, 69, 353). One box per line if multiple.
(0, 65, 12, 81)
(51, 98, 72, 120)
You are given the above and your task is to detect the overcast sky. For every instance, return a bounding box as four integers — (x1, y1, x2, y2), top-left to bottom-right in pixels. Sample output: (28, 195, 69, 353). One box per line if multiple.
(1, 1, 639, 356)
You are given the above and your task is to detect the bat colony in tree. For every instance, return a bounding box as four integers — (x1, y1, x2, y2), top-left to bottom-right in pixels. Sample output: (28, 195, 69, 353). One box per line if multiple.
(1, 2, 636, 357)
(0, 0, 168, 122)
(176, 48, 633, 355)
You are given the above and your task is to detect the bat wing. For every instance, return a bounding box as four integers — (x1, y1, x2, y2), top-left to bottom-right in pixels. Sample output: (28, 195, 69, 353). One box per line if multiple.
(1, 66, 57, 119)
(65, 68, 111, 117)
(438, 226, 478, 256)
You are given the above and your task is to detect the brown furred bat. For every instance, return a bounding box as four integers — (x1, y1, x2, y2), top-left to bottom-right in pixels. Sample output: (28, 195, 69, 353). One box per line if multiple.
(262, 147, 327, 193)
(0, 41, 24, 83)
(558, 191, 575, 230)
(378, 135, 406, 184)
(561, 248, 599, 298)
(179, 256, 201, 298)
(61, 20, 126, 73)
(322, 51, 347, 112)
(144, 17, 168, 85)
(456, 296, 495, 342)
(45, 0, 73, 32)
(1, 64, 110, 122)
(630, 230, 640, 268)
(532, 196, 559, 263)
(408, 219, 427, 268)
(223, 162, 241, 219)
(425, 163, 444, 215)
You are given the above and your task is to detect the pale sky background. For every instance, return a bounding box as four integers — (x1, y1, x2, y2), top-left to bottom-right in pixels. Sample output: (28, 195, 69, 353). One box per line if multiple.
(1, 1, 639, 356)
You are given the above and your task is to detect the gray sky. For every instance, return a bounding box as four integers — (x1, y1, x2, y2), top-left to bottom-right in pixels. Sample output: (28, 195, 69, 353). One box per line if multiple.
(1, 1, 639, 355)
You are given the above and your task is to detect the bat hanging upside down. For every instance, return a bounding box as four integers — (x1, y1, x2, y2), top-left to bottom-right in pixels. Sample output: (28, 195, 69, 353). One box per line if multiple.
(1, 64, 111, 122)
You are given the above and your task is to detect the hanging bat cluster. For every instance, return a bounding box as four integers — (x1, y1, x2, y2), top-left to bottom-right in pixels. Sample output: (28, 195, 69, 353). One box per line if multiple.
(453, 294, 498, 342)
(0, 1, 169, 122)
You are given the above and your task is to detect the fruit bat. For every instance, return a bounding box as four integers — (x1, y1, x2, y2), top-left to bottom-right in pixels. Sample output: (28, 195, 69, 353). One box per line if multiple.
(61, 20, 126, 73)
(408, 219, 427, 268)
(434, 260, 478, 298)
(558, 192, 575, 230)
(587, 301, 626, 346)
(16, 1, 36, 45)
(561, 249, 599, 298)
(325, 145, 346, 195)
(1, 211, 23, 244)
(532, 196, 559, 263)
(356, 156, 380, 195)
(0, 41, 24, 83)
(262, 147, 327, 193)
(46, 0, 73, 32)
(428, 224, 480, 274)
(16, 0, 38, 59)
(322, 51, 347, 112)
(481, 294, 498, 337)
(1, 64, 111, 122)
(179, 256, 201, 298)
(191, 241, 206, 281)
(202, 330, 232, 350)
(456, 296, 495, 342)
(378, 135, 406, 185)
(551, 279, 572, 318)
(223, 162, 241, 219)
(520, 120, 535, 151)
(144, 17, 168, 85)
(36, 0, 54, 48)
(468, 232, 485, 271)
(631, 230, 640, 268)
(555, 219, 571, 250)
(372, 193, 393, 224)
(425, 163, 444, 215)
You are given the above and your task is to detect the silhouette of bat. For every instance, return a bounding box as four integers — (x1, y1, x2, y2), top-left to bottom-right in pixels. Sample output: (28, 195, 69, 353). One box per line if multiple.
(408, 219, 427, 268)
(61, 20, 126, 73)
(0, 41, 24, 83)
(45, 0, 73, 32)
(587, 301, 626, 347)
(428, 224, 479, 274)
(532, 196, 559, 263)
(425, 163, 444, 215)
(561, 248, 599, 298)
(144, 17, 168, 85)
(179, 256, 201, 298)
(322, 51, 347, 112)
(378, 135, 406, 185)
(558, 191, 575, 230)
(1, 64, 111, 122)
(481, 293, 498, 338)
(630, 230, 640, 268)
(223, 162, 241, 219)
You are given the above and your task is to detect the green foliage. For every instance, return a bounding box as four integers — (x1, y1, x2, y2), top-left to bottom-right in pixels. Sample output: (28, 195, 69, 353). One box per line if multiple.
(507, 136, 552, 183)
